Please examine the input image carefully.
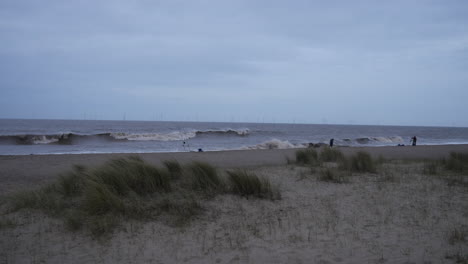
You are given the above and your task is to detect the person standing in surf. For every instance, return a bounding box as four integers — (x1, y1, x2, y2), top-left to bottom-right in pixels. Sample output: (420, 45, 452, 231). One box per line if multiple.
(411, 136, 417, 146)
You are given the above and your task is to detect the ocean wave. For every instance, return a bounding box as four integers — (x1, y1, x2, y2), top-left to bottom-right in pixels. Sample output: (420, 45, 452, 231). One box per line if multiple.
(353, 136, 404, 145)
(243, 136, 406, 150)
(196, 128, 250, 137)
(0, 134, 65, 145)
(109, 128, 249, 141)
(244, 139, 306, 150)
(0, 128, 251, 145)
(109, 131, 197, 141)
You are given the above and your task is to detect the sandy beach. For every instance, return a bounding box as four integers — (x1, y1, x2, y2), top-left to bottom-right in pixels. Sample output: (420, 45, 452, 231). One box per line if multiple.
(1, 144, 468, 195)
(1, 145, 468, 263)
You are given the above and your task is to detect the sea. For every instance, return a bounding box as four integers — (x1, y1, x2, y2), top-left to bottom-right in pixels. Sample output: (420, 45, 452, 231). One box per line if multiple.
(1, 119, 468, 155)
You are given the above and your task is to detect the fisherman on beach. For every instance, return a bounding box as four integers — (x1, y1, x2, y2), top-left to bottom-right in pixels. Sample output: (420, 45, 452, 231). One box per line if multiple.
(183, 141, 189, 151)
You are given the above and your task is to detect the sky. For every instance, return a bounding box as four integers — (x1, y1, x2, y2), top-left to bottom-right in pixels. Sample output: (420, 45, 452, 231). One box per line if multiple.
(1, 0, 467, 126)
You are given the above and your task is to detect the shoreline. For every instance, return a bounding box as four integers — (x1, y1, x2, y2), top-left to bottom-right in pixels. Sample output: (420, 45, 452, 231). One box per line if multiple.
(2, 143, 468, 156)
(2, 142, 468, 156)
(1, 144, 468, 195)
(2, 143, 468, 158)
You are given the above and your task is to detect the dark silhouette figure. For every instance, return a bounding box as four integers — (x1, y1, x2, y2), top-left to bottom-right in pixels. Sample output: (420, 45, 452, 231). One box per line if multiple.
(183, 141, 190, 151)
(411, 136, 417, 146)
(329, 138, 334, 147)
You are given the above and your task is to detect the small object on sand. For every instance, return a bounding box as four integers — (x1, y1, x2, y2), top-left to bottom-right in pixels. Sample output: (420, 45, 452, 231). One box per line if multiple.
(198, 148, 203, 152)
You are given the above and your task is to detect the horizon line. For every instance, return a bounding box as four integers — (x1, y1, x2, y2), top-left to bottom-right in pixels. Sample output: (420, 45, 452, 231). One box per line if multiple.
(0, 117, 466, 129)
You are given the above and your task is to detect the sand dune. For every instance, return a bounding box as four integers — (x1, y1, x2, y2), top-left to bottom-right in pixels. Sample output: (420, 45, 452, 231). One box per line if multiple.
(1, 145, 467, 263)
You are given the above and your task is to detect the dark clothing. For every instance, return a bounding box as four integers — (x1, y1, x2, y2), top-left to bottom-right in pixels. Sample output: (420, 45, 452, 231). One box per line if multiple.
(329, 138, 334, 147)
(411, 136, 417, 146)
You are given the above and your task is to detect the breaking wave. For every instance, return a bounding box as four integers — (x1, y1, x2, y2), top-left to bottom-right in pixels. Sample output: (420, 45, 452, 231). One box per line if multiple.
(196, 128, 250, 136)
(110, 131, 197, 141)
(243, 136, 406, 150)
(0, 128, 251, 145)
(244, 139, 306, 150)
(110, 128, 249, 141)
(0, 133, 115, 145)
(351, 136, 404, 145)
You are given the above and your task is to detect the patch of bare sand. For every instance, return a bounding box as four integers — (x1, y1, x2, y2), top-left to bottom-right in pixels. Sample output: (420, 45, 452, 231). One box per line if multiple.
(1, 162, 467, 263)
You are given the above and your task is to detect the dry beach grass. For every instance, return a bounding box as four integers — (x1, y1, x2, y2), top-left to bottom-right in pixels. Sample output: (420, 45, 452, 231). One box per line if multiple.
(1, 145, 468, 263)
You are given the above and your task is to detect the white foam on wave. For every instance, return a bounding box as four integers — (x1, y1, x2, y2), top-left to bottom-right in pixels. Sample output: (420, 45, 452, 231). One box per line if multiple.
(109, 128, 250, 142)
(32, 135, 60, 144)
(231, 128, 250, 136)
(244, 139, 305, 150)
(236, 128, 250, 136)
(110, 131, 197, 141)
(355, 136, 404, 145)
(197, 128, 250, 136)
(373, 136, 404, 143)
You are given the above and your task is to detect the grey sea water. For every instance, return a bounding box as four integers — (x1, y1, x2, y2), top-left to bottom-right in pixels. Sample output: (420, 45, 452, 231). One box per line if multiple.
(1, 119, 468, 155)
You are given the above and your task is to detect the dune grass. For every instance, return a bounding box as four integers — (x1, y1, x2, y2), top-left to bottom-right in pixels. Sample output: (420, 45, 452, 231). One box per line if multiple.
(295, 147, 347, 167)
(9, 185, 66, 215)
(227, 170, 280, 200)
(82, 181, 126, 215)
(417, 152, 468, 188)
(295, 147, 346, 166)
(318, 168, 347, 183)
(422, 160, 440, 175)
(163, 160, 183, 178)
(91, 157, 171, 195)
(350, 151, 377, 173)
(338, 151, 377, 173)
(297, 148, 468, 185)
(444, 152, 468, 173)
(418, 153, 468, 188)
(187, 161, 224, 194)
(7, 157, 181, 236)
(8, 157, 173, 236)
(6, 156, 281, 237)
(57, 164, 87, 197)
(320, 147, 345, 162)
(295, 148, 379, 181)
(157, 196, 203, 227)
(295, 148, 319, 165)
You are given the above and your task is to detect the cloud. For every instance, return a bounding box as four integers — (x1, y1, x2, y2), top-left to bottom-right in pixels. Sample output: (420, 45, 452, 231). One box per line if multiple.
(0, 0, 467, 125)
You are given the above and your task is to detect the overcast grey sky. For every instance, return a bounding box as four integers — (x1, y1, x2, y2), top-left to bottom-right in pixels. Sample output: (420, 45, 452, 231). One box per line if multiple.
(1, 0, 467, 126)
